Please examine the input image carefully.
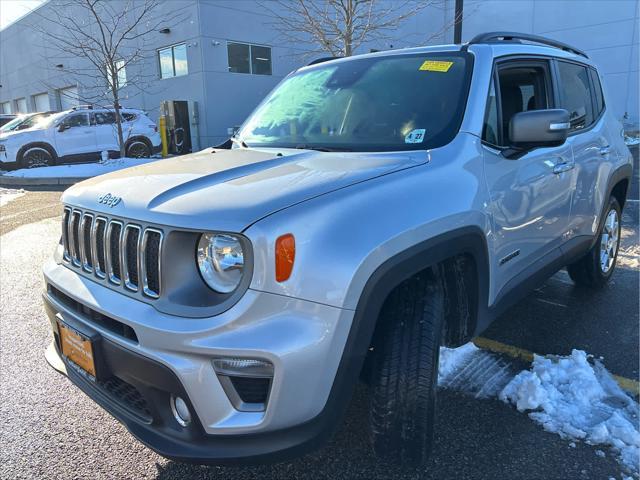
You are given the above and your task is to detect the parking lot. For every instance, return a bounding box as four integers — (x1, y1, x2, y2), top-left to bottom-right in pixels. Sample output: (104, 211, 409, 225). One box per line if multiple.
(0, 147, 637, 480)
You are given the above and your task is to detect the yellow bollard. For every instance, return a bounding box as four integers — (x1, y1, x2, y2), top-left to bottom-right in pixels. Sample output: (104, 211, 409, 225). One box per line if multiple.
(159, 115, 168, 157)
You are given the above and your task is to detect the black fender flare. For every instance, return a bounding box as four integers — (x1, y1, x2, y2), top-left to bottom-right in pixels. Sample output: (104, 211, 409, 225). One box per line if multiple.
(590, 162, 633, 250)
(297, 227, 491, 446)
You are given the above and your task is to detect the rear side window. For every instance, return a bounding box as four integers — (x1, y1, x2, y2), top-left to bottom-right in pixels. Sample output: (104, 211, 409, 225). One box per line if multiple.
(122, 113, 136, 122)
(63, 113, 89, 128)
(94, 112, 116, 125)
(556, 61, 594, 131)
(590, 68, 605, 116)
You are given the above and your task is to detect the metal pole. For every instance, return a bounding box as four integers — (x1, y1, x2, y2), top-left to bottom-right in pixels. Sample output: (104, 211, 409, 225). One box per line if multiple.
(159, 115, 168, 157)
(454, 0, 464, 44)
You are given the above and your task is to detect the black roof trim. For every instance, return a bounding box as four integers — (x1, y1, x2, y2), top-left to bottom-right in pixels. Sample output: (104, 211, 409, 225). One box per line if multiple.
(307, 56, 342, 66)
(467, 31, 588, 59)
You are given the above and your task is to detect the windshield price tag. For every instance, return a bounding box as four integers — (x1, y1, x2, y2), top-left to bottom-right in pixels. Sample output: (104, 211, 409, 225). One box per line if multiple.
(419, 60, 454, 72)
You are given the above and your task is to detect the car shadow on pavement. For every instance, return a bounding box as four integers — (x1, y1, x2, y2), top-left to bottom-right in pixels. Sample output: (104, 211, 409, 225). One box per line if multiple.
(153, 384, 621, 480)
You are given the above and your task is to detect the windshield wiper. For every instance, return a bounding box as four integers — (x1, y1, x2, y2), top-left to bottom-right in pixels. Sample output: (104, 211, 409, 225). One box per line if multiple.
(292, 144, 352, 152)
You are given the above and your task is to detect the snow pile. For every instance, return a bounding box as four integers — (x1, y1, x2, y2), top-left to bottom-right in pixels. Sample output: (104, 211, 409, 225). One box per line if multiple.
(0, 187, 25, 207)
(1, 157, 159, 179)
(625, 134, 640, 146)
(438, 342, 480, 382)
(500, 349, 640, 475)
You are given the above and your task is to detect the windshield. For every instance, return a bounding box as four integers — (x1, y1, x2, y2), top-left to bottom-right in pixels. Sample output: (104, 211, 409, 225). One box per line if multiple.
(0, 113, 54, 132)
(238, 52, 472, 152)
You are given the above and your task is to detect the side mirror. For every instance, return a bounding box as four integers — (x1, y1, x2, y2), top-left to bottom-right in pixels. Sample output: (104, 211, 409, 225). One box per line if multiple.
(509, 109, 570, 149)
(57, 123, 68, 132)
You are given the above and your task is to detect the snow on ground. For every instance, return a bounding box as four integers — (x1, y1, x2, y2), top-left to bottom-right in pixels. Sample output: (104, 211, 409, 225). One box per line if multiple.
(0, 188, 25, 207)
(625, 135, 640, 146)
(1, 157, 159, 179)
(439, 344, 640, 477)
(500, 350, 639, 477)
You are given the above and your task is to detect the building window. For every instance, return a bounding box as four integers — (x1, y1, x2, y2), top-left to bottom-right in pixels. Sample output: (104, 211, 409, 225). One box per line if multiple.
(0, 101, 12, 114)
(16, 98, 27, 113)
(107, 60, 127, 89)
(228, 42, 272, 75)
(159, 43, 188, 79)
(33, 93, 50, 112)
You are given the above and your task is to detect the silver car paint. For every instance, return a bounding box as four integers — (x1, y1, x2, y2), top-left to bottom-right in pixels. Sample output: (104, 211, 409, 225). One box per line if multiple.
(45, 42, 633, 435)
(44, 257, 354, 433)
(62, 148, 427, 233)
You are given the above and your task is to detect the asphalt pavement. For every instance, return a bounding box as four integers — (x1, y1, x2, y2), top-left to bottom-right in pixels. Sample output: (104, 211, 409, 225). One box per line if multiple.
(0, 148, 638, 480)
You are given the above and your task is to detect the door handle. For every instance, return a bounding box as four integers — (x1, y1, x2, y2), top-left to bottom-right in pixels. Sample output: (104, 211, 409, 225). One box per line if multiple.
(599, 145, 611, 156)
(553, 160, 574, 174)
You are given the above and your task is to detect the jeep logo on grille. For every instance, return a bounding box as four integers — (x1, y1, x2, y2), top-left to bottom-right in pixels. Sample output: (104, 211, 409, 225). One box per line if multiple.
(98, 193, 122, 208)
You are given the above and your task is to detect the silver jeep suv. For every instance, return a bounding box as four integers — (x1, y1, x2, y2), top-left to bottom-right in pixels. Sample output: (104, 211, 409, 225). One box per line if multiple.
(43, 32, 633, 465)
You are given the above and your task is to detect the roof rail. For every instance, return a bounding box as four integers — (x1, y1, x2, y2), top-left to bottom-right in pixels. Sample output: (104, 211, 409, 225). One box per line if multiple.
(71, 104, 93, 110)
(467, 31, 588, 59)
(307, 56, 341, 66)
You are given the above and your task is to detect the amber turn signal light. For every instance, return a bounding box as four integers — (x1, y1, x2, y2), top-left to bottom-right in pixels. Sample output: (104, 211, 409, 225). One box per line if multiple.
(275, 234, 295, 282)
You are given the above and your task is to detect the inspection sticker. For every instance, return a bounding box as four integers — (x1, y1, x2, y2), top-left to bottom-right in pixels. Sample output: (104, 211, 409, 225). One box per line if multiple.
(419, 60, 454, 72)
(405, 129, 426, 144)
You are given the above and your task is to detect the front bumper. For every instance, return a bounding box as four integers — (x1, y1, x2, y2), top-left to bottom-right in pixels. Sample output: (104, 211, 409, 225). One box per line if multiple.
(43, 259, 357, 463)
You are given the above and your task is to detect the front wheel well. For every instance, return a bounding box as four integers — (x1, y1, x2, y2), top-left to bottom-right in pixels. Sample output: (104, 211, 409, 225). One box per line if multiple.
(17, 142, 58, 163)
(611, 178, 629, 210)
(361, 252, 480, 383)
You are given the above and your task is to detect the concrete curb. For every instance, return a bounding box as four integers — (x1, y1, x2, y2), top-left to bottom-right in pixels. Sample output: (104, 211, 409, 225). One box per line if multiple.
(0, 176, 88, 187)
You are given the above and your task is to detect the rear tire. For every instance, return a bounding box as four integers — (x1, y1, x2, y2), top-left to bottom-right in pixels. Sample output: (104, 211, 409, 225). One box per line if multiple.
(125, 139, 151, 158)
(369, 269, 444, 466)
(567, 196, 621, 288)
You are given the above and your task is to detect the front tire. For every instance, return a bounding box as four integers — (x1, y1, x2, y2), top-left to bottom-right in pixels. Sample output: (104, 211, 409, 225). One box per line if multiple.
(20, 146, 54, 169)
(567, 196, 622, 287)
(369, 269, 444, 466)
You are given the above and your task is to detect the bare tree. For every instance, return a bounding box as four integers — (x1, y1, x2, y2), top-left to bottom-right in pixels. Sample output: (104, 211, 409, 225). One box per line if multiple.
(261, 0, 445, 58)
(32, 0, 165, 158)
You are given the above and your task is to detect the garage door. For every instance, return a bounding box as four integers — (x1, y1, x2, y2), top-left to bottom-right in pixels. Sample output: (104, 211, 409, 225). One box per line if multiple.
(33, 93, 50, 112)
(59, 86, 79, 110)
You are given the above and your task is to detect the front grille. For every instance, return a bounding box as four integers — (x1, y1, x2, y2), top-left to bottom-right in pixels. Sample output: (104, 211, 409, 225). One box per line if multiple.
(62, 207, 163, 298)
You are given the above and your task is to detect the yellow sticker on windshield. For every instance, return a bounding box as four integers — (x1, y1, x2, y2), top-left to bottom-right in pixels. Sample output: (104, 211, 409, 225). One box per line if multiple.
(419, 60, 454, 72)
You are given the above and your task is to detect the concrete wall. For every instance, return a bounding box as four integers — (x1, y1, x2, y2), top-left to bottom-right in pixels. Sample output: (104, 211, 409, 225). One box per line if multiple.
(461, 0, 640, 128)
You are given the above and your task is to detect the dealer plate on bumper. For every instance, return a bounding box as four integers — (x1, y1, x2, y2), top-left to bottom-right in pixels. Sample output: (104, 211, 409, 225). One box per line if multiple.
(57, 319, 97, 378)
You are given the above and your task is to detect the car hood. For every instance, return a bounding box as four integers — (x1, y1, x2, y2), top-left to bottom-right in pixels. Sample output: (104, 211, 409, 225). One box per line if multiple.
(0, 129, 30, 140)
(63, 147, 427, 231)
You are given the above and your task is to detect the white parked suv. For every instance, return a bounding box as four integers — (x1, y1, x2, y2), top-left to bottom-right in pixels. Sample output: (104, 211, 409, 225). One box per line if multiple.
(0, 106, 161, 169)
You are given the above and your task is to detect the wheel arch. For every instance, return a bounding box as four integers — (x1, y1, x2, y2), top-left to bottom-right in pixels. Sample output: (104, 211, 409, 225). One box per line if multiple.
(17, 142, 58, 163)
(348, 226, 490, 382)
(124, 135, 152, 152)
(590, 163, 632, 250)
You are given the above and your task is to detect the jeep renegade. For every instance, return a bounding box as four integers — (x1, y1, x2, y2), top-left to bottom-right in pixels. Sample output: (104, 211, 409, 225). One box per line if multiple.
(43, 32, 633, 466)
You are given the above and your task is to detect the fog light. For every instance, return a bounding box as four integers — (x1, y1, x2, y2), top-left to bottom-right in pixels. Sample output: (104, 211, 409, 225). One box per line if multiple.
(170, 395, 191, 427)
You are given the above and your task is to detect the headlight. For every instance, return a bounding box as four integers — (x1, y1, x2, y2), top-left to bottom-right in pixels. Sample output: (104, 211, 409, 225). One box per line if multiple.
(196, 233, 245, 293)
